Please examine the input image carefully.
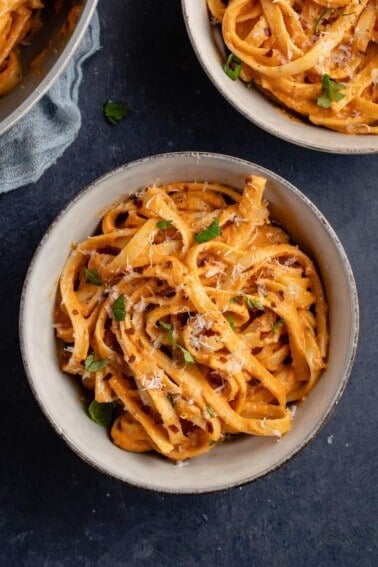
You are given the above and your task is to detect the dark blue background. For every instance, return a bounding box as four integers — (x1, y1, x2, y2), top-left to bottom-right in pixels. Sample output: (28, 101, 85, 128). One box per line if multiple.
(1, 1, 377, 565)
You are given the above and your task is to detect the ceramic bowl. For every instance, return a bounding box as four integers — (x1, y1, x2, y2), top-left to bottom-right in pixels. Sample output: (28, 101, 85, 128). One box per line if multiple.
(20, 152, 359, 493)
(0, 0, 98, 135)
(181, 0, 377, 155)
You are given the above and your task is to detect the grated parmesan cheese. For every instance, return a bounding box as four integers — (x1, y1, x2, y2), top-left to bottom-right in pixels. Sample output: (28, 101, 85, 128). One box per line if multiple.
(175, 459, 189, 468)
(231, 263, 245, 280)
(140, 370, 164, 391)
(224, 356, 243, 374)
(134, 296, 146, 313)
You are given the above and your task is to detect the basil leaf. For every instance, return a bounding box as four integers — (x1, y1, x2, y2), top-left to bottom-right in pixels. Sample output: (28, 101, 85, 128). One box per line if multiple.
(104, 100, 129, 125)
(194, 218, 221, 243)
(85, 354, 108, 372)
(156, 220, 173, 229)
(84, 268, 102, 286)
(224, 53, 242, 81)
(113, 294, 126, 321)
(88, 400, 115, 427)
(272, 318, 285, 335)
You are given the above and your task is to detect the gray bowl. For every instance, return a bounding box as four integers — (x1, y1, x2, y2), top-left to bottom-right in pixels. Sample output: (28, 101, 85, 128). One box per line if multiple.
(20, 152, 359, 493)
(0, 0, 98, 136)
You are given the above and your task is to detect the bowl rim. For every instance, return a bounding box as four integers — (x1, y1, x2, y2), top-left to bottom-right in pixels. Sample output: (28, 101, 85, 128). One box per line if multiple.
(0, 0, 99, 136)
(19, 151, 360, 493)
(181, 0, 378, 155)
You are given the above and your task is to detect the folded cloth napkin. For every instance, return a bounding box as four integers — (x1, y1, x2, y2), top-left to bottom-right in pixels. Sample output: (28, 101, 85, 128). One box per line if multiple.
(0, 10, 100, 194)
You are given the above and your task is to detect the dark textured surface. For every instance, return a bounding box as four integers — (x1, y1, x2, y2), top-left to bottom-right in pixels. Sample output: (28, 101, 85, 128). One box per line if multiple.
(1, 1, 377, 566)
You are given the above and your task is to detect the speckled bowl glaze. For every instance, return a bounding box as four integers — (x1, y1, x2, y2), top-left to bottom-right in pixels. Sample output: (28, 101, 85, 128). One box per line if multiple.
(181, 0, 377, 155)
(20, 152, 359, 493)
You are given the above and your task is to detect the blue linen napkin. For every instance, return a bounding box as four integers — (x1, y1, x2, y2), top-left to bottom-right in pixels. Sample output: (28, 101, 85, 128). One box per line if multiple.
(0, 10, 100, 194)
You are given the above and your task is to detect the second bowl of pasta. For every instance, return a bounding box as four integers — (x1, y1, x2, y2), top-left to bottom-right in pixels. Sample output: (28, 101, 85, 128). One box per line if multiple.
(181, 0, 377, 154)
(20, 152, 359, 493)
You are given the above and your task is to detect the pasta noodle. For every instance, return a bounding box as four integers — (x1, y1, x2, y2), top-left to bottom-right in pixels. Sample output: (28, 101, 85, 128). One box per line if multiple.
(0, 0, 44, 96)
(207, 0, 378, 134)
(54, 176, 328, 461)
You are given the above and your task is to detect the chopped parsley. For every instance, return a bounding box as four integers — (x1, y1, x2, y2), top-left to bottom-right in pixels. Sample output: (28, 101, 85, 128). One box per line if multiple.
(245, 296, 264, 311)
(156, 220, 173, 230)
(208, 440, 217, 446)
(85, 354, 108, 373)
(317, 74, 345, 108)
(84, 268, 102, 286)
(88, 400, 116, 427)
(229, 295, 264, 311)
(157, 320, 175, 344)
(194, 218, 221, 243)
(225, 313, 235, 331)
(103, 100, 129, 125)
(157, 320, 195, 364)
(224, 53, 242, 81)
(112, 294, 126, 321)
(206, 405, 216, 419)
(313, 8, 355, 33)
(272, 318, 285, 335)
(167, 393, 176, 407)
(178, 346, 195, 364)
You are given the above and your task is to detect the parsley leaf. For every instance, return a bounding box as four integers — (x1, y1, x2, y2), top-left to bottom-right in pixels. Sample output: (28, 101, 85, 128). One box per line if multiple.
(194, 218, 221, 243)
(104, 100, 129, 125)
(208, 439, 217, 446)
(167, 393, 176, 407)
(156, 220, 173, 230)
(314, 8, 355, 33)
(272, 318, 285, 335)
(229, 295, 264, 311)
(206, 405, 216, 418)
(157, 320, 195, 364)
(85, 354, 108, 372)
(224, 53, 242, 80)
(225, 313, 235, 331)
(113, 294, 126, 321)
(245, 296, 264, 311)
(84, 268, 102, 286)
(88, 400, 115, 427)
(157, 320, 176, 346)
(178, 346, 195, 364)
(317, 74, 345, 108)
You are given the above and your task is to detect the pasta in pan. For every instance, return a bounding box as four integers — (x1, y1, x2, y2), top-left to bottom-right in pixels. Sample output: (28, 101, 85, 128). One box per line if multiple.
(54, 176, 328, 461)
(207, 0, 378, 134)
(0, 0, 44, 96)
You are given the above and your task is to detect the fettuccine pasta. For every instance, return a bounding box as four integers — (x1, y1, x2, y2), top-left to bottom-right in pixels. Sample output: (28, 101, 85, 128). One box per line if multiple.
(207, 0, 378, 134)
(55, 176, 328, 461)
(0, 0, 44, 96)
